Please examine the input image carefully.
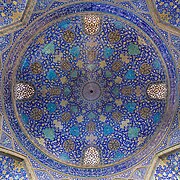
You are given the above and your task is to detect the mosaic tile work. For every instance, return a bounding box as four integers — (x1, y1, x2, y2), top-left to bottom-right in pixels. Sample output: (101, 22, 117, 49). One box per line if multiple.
(34, 0, 54, 11)
(15, 83, 35, 100)
(170, 129, 180, 147)
(0, 132, 13, 149)
(3, 2, 178, 177)
(147, 83, 167, 99)
(132, 0, 149, 12)
(132, 167, 147, 180)
(116, 1, 135, 11)
(171, 35, 180, 51)
(154, 150, 180, 180)
(0, 154, 29, 180)
(34, 170, 51, 180)
(15, 15, 167, 167)
(0, 34, 11, 52)
(0, 0, 28, 27)
(155, 0, 180, 28)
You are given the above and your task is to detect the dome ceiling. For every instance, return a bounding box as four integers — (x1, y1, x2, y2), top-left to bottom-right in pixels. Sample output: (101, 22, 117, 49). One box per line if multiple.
(1, 1, 178, 178)
(15, 14, 168, 166)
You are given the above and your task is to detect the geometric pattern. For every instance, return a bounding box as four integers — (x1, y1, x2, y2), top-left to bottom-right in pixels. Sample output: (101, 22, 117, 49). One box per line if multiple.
(15, 83, 35, 100)
(0, 147, 36, 179)
(154, 151, 180, 179)
(146, 144, 180, 180)
(0, 0, 28, 28)
(0, 0, 179, 179)
(147, 0, 180, 36)
(15, 14, 167, 168)
(147, 83, 167, 99)
(0, 154, 29, 180)
(0, 0, 35, 35)
(154, 0, 180, 29)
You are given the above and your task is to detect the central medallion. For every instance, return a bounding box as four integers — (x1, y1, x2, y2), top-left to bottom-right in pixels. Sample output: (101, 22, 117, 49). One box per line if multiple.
(82, 81, 102, 101)
(73, 76, 110, 110)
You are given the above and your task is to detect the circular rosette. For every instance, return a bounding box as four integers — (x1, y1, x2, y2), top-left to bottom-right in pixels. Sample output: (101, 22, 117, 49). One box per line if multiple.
(72, 75, 110, 110)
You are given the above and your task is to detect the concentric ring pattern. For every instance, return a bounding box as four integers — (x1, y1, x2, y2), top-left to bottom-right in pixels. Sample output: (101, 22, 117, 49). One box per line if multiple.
(16, 15, 167, 165)
(3, 2, 177, 177)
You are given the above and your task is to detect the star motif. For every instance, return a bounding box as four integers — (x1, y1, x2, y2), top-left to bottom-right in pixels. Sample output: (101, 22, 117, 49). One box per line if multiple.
(99, 60, 107, 68)
(159, 158, 170, 167)
(120, 119, 130, 129)
(120, 54, 130, 63)
(36, 35, 45, 45)
(13, 160, 24, 173)
(53, 120, 63, 130)
(11, 11, 22, 22)
(77, 115, 84, 123)
(159, 11, 171, 22)
(138, 36, 146, 45)
(115, 99, 122, 106)
(36, 137, 45, 146)
(137, 137, 146, 146)
(115, 76, 122, 84)
(54, 52, 63, 62)
(99, 115, 106, 122)
(60, 76, 67, 84)
(76, 60, 84, 68)
(61, 100, 68, 107)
